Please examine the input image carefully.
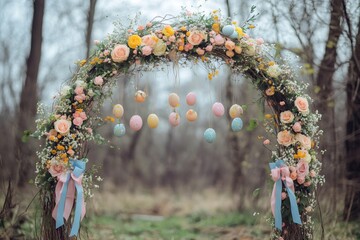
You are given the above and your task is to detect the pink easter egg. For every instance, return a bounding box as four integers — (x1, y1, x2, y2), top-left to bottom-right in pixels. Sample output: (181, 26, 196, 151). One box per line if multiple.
(129, 115, 143, 131)
(212, 102, 225, 117)
(186, 92, 197, 106)
(168, 93, 180, 108)
(168, 112, 180, 127)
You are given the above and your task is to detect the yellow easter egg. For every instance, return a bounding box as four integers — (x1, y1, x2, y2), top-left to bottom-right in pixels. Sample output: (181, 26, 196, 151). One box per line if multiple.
(112, 104, 124, 118)
(135, 90, 147, 103)
(186, 109, 198, 122)
(168, 93, 180, 108)
(229, 104, 243, 118)
(147, 114, 159, 128)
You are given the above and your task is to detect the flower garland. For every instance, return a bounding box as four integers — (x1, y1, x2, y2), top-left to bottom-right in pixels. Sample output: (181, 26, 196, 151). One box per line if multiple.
(33, 7, 323, 239)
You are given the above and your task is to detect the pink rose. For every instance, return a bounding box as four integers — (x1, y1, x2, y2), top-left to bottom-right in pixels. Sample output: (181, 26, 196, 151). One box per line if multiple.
(289, 166, 296, 172)
(292, 122, 302, 132)
(280, 111, 294, 124)
(103, 49, 110, 56)
(74, 94, 86, 102)
(79, 111, 87, 120)
(294, 96, 309, 115)
(225, 40, 235, 50)
(277, 130, 294, 147)
(279, 101, 285, 106)
(46, 129, 57, 140)
(187, 31, 204, 45)
(296, 160, 309, 179)
(146, 22, 152, 27)
(297, 177, 305, 185)
(205, 45, 213, 52)
(295, 134, 311, 150)
(49, 164, 65, 178)
(73, 117, 83, 126)
(310, 170, 316, 178)
(54, 119, 71, 135)
(214, 34, 225, 45)
(169, 36, 176, 42)
(137, 25, 144, 31)
(196, 48, 205, 55)
(184, 43, 193, 51)
(111, 44, 130, 63)
(142, 34, 157, 48)
(86, 127, 93, 134)
(142, 45, 152, 56)
(256, 38, 264, 45)
(74, 86, 83, 95)
(263, 139, 270, 145)
(94, 76, 103, 86)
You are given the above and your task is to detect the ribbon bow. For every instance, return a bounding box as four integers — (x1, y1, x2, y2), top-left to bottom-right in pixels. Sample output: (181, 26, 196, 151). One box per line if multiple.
(52, 159, 86, 237)
(269, 159, 301, 230)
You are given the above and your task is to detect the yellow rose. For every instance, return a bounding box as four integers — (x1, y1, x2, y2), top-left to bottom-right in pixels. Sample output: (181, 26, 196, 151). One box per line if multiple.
(162, 25, 175, 37)
(212, 23, 220, 33)
(153, 39, 167, 56)
(128, 35, 142, 49)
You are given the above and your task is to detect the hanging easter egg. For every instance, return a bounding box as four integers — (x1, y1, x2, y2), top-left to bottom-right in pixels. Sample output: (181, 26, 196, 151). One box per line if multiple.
(222, 25, 235, 36)
(186, 92, 197, 106)
(212, 102, 225, 117)
(147, 114, 159, 129)
(169, 112, 180, 127)
(112, 104, 124, 118)
(129, 115, 143, 131)
(204, 128, 216, 143)
(135, 90, 147, 103)
(168, 93, 180, 108)
(230, 31, 239, 39)
(186, 109, 198, 122)
(229, 104, 244, 118)
(114, 123, 126, 137)
(231, 117, 243, 132)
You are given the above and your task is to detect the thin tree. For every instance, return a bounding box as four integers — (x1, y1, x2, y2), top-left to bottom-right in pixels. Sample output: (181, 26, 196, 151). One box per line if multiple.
(15, 0, 45, 187)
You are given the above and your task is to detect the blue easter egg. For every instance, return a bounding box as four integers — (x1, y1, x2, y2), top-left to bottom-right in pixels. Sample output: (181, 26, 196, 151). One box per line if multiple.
(222, 25, 235, 36)
(114, 123, 126, 137)
(204, 128, 216, 143)
(230, 31, 239, 39)
(231, 118, 243, 132)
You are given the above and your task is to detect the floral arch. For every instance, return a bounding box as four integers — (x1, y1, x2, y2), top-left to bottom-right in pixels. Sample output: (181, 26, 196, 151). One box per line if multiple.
(34, 8, 323, 240)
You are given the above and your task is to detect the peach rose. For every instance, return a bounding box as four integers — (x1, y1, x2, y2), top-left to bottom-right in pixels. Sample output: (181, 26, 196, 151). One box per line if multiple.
(49, 164, 65, 178)
(54, 119, 71, 135)
(94, 76, 103, 86)
(294, 96, 309, 115)
(292, 122, 302, 132)
(234, 46, 242, 54)
(310, 170, 316, 178)
(277, 130, 294, 147)
(263, 139, 270, 145)
(142, 34, 158, 48)
(225, 40, 235, 50)
(111, 44, 130, 63)
(74, 94, 86, 102)
(187, 31, 205, 45)
(280, 111, 294, 124)
(226, 50, 234, 58)
(142, 45, 152, 56)
(295, 134, 311, 150)
(196, 48, 205, 55)
(67, 148, 75, 156)
(205, 45, 213, 52)
(290, 171, 297, 181)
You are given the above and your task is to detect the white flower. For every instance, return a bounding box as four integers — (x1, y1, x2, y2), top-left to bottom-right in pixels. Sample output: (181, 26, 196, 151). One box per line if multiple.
(75, 80, 87, 88)
(153, 39, 167, 56)
(267, 64, 282, 78)
(88, 89, 95, 97)
(60, 85, 71, 96)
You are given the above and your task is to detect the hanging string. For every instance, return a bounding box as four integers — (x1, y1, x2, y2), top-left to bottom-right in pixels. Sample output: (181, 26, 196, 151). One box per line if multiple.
(207, 76, 213, 128)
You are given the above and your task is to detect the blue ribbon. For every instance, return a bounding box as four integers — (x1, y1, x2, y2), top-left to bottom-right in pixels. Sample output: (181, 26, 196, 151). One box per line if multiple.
(55, 159, 86, 237)
(269, 159, 302, 230)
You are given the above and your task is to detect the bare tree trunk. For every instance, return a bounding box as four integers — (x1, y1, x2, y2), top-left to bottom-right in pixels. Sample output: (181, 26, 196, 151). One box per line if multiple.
(343, 11, 360, 222)
(85, 0, 97, 59)
(314, 0, 343, 213)
(16, 0, 45, 187)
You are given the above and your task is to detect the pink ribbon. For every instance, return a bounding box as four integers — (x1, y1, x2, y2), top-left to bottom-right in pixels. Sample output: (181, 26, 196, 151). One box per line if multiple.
(270, 166, 294, 216)
(52, 172, 86, 225)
